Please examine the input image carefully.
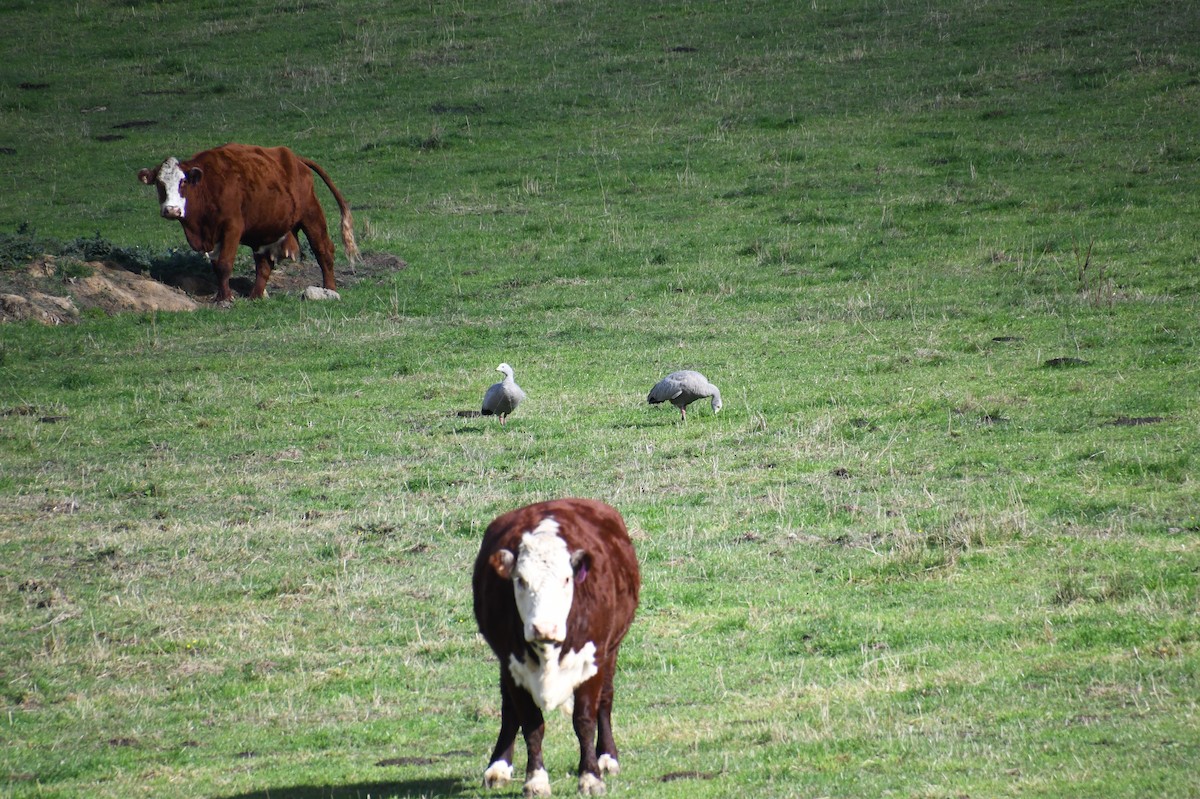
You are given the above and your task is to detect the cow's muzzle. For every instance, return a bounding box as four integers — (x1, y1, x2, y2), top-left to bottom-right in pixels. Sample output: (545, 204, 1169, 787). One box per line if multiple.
(161, 206, 183, 220)
(528, 623, 565, 646)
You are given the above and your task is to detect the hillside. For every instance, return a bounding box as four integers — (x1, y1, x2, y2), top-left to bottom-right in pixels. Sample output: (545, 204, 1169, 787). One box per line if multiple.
(1, 3, 1198, 799)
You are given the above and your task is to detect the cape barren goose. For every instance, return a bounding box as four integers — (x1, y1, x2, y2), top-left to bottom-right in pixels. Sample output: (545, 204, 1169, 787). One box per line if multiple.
(647, 370, 722, 420)
(482, 363, 526, 424)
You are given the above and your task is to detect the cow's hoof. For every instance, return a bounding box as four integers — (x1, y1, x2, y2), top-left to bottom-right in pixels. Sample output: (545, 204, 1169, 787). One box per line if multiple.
(578, 772, 606, 796)
(483, 760, 513, 789)
(523, 768, 552, 797)
(597, 754, 620, 776)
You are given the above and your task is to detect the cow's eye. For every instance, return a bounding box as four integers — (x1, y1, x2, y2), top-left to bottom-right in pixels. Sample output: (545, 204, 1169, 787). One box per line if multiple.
(515, 576, 527, 590)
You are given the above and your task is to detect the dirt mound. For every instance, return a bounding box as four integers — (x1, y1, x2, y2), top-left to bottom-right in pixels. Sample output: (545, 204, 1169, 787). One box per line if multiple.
(0, 291, 80, 325)
(73, 262, 201, 314)
(0, 251, 406, 324)
(0, 258, 197, 324)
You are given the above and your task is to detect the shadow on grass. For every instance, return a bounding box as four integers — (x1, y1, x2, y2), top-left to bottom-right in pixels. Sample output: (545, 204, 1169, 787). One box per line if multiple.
(216, 776, 474, 799)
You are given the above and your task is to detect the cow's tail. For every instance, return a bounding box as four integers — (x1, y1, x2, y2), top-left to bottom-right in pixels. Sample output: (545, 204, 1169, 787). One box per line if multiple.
(302, 157, 361, 265)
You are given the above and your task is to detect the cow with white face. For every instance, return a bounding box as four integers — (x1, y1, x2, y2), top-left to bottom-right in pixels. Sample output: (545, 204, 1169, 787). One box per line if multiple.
(473, 499, 640, 797)
(138, 143, 358, 303)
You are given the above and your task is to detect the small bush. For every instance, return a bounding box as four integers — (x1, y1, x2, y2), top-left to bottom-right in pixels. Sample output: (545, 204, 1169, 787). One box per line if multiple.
(61, 232, 114, 262)
(0, 226, 194, 276)
(0, 223, 59, 270)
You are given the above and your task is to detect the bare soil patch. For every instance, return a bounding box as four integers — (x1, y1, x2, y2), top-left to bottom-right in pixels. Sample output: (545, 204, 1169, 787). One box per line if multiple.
(0, 251, 406, 324)
(1108, 416, 1164, 426)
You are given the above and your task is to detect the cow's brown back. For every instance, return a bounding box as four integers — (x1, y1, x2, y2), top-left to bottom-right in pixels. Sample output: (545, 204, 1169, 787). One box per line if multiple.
(179, 145, 316, 251)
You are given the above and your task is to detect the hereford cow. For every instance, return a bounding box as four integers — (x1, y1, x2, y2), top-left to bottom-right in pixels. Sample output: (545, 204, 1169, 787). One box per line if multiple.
(138, 143, 359, 302)
(473, 498, 640, 797)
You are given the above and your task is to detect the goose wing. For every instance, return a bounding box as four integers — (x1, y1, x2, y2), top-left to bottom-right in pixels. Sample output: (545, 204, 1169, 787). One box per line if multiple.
(651, 370, 715, 406)
(481, 381, 505, 415)
(482, 373, 525, 416)
(647, 373, 685, 404)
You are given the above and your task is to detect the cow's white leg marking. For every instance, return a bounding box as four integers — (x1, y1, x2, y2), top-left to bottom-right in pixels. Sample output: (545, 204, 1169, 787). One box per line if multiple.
(523, 767, 551, 798)
(578, 772, 605, 796)
(483, 759, 513, 788)
(255, 234, 297, 264)
(597, 754, 619, 775)
(508, 641, 597, 713)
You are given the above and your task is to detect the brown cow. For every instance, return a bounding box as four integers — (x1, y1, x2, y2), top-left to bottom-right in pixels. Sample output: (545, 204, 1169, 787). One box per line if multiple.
(473, 498, 640, 797)
(138, 143, 359, 302)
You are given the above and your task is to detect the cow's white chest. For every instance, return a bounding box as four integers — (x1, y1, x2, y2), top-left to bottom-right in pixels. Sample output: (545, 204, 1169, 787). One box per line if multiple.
(508, 641, 598, 713)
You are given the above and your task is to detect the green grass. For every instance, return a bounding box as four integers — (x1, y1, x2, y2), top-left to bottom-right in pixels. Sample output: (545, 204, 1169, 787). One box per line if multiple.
(2, 1, 1199, 798)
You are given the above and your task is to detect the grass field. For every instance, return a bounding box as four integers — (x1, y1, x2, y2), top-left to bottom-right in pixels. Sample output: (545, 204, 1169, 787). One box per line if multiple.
(2, 1, 1199, 797)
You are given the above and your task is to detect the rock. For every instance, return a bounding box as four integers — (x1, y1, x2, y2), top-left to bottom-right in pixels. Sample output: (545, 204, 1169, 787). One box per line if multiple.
(30, 292, 80, 324)
(301, 286, 341, 301)
(1, 292, 79, 325)
(1, 293, 32, 319)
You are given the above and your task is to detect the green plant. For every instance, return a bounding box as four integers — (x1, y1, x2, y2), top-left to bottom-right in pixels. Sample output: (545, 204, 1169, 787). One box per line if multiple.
(0, 224, 58, 270)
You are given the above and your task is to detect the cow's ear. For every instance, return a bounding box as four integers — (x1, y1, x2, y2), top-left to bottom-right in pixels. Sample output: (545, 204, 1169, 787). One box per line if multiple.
(571, 549, 591, 583)
(490, 549, 516, 580)
(137, 168, 155, 185)
(185, 167, 203, 185)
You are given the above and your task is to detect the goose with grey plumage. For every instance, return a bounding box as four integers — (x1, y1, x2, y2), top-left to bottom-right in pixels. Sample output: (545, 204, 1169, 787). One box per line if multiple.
(647, 370, 722, 421)
(481, 363, 526, 424)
